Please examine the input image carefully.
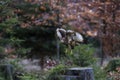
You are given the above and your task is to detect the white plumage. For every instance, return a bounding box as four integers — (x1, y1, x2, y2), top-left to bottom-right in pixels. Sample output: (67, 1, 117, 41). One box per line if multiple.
(56, 28, 84, 45)
(56, 28, 66, 43)
(72, 32, 84, 43)
(67, 30, 74, 33)
(66, 30, 84, 43)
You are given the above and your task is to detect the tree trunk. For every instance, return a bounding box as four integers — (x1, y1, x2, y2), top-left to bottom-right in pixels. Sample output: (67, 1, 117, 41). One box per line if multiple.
(61, 67, 95, 80)
(0, 64, 14, 80)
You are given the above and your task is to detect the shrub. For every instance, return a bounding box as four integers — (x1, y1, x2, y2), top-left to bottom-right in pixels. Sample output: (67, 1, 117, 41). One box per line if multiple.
(0, 72, 5, 80)
(20, 73, 37, 80)
(105, 58, 120, 80)
(105, 58, 120, 72)
(67, 44, 96, 67)
(92, 65, 107, 80)
(0, 47, 6, 60)
(47, 64, 67, 80)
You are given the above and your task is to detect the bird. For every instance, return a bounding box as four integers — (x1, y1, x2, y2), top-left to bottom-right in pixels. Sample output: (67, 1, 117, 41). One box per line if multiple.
(66, 30, 84, 43)
(66, 30, 84, 48)
(56, 28, 84, 48)
(56, 28, 66, 43)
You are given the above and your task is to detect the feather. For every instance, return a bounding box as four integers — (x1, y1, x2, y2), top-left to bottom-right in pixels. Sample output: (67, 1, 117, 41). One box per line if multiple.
(73, 32, 84, 42)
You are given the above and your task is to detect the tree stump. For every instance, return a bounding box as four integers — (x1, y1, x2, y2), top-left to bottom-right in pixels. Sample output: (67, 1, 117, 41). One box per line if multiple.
(61, 67, 95, 80)
(0, 64, 14, 80)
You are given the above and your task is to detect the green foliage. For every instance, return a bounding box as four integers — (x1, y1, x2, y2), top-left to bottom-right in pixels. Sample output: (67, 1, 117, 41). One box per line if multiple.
(91, 64, 107, 80)
(0, 0, 58, 59)
(0, 65, 7, 80)
(15, 48, 31, 57)
(67, 44, 96, 67)
(19, 71, 49, 80)
(47, 64, 67, 80)
(0, 46, 5, 53)
(20, 73, 38, 80)
(8, 59, 23, 71)
(0, 72, 5, 80)
(0, 0, 25, 58)
(0, 47, 6, 59)
(105, 58, 120, 72)
(20, 67, 67, 80)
